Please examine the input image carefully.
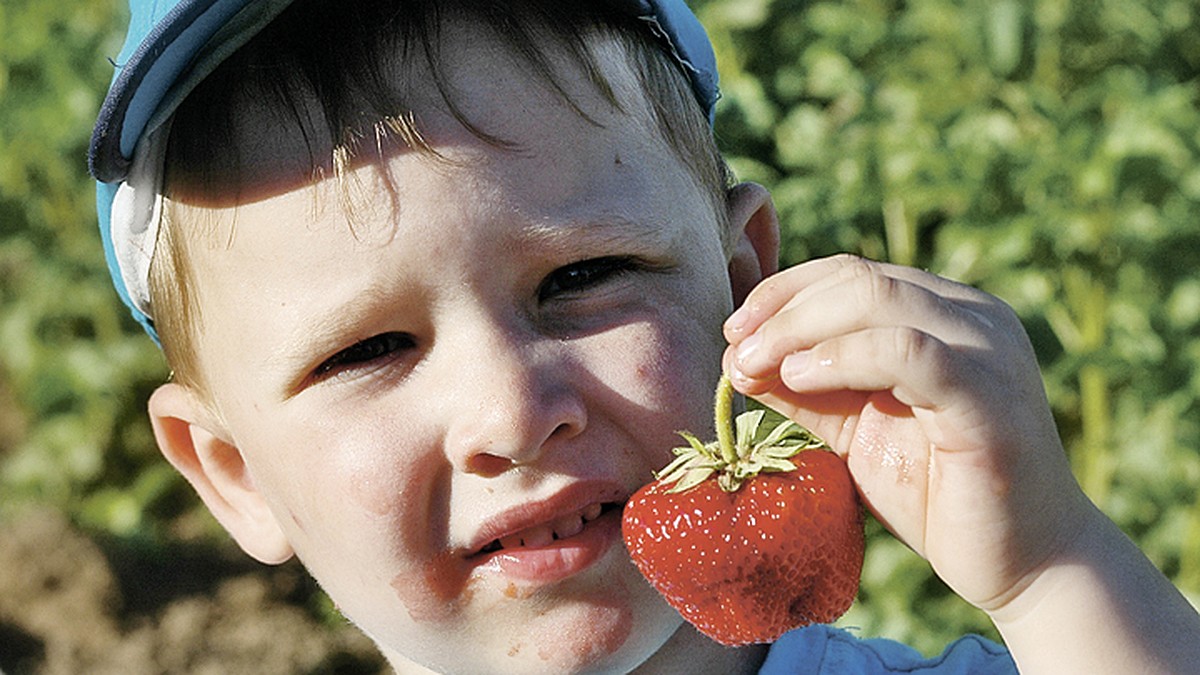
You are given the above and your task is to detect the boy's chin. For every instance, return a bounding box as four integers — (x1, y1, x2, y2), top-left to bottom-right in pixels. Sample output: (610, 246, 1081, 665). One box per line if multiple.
(371, 584, 684, 674)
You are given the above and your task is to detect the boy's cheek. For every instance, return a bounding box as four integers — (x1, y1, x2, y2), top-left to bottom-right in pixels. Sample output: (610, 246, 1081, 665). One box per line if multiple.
(578, 306, 724, 423)
(206, 279, 729, 650)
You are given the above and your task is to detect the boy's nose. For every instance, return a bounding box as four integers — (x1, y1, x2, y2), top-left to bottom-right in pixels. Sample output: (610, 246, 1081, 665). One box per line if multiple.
(437, 328, 587, 477)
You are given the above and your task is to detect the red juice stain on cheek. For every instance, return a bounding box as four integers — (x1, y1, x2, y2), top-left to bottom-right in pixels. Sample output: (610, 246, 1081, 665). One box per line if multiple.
(503, 582, 535, 600)
(389, 552, 474, 621)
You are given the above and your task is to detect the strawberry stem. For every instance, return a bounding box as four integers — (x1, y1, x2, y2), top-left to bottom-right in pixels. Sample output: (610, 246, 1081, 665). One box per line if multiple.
(714, 375, 737, 464)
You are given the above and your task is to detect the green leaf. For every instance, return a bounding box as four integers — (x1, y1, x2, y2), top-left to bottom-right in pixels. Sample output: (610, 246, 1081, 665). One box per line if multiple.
(734, 409, 766, 454)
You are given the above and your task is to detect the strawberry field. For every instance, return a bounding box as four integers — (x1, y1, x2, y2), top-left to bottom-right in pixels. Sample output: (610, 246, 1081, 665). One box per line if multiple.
(2, 0, 1198, 667)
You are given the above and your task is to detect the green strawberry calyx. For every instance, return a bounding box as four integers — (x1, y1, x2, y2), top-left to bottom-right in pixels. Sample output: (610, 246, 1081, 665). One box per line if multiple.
(655, 375, 829, 493)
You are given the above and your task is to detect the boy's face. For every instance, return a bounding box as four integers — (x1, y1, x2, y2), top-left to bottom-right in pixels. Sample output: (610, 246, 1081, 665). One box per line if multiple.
(162, 23, 774, 674)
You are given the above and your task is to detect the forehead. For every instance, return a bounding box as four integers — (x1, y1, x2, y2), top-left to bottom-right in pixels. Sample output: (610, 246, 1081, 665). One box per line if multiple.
(183, 27, 697, 251)
(167, 16, 669, 209)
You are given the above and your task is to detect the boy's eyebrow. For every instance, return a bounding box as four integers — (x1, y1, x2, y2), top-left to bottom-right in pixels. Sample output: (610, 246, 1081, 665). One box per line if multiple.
(521, 212, 675, 253)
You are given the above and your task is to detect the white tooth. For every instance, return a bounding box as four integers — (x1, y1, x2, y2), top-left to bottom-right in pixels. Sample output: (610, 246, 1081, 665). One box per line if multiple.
(582, 503, 603, 521)
(496, 508, 602, 551)
(553, 513, 584, 540)
(523, 523, 554, 548)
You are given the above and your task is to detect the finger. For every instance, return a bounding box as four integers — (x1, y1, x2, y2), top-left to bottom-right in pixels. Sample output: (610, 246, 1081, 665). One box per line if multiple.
(723, 344, 778, 397)
(731, 266, 1003, 381)
(725, 254, 1000, 346)
(772, 326, 994, 452)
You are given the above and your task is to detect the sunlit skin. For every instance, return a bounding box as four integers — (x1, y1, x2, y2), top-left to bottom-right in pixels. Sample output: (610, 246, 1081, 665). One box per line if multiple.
(143, 12, 1200, 675)
(146, 23, 776, 675)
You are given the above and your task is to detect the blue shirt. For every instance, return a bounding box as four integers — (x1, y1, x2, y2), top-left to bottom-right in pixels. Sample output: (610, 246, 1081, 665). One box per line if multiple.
(759, 625, 1017, 674)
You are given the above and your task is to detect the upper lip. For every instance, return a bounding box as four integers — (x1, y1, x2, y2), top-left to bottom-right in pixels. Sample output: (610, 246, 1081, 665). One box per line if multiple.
(462, 481, 627, 558)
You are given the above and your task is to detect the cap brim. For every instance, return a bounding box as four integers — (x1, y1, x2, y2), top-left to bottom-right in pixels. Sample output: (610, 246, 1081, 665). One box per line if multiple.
(89, 0, 293, 183)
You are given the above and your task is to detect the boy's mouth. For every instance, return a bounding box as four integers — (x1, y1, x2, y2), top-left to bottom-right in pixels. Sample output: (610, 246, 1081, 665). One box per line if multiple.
(473, 502, 622, 556)
(459, 484, 628, 584)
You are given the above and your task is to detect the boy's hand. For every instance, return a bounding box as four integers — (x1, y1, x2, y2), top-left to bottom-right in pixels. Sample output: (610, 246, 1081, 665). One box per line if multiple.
(723, 254, 1200, 672)
(721, 254, 1089, 613)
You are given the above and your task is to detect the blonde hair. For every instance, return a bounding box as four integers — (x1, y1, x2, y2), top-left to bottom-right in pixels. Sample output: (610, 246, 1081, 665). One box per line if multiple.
(149, 0, 730, 393)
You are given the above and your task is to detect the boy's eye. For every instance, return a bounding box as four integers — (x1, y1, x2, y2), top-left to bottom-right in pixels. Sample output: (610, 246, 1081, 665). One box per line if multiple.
(314, 332, 415, 380)
(538, 256, 642, 302)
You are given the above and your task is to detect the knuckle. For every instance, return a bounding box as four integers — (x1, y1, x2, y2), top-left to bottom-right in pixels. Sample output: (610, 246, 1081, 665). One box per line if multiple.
(833, 253, 875, 280)
(858, 267, 902, 308)
(830, 252, 869, 269)
(992, 301, 1024, 333)
(893, 326, 937, 365)
(830, 255, 894, 307)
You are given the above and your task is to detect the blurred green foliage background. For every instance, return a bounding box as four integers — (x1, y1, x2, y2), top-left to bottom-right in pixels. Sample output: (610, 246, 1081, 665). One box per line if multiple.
(1, 0, 1198, 656)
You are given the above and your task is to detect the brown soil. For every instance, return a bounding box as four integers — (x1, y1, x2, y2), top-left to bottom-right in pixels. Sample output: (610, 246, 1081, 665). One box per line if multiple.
(0, 508, 388, 675)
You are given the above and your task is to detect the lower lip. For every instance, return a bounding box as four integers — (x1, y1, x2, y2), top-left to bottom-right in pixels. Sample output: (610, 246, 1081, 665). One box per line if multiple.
(474, 509, 622, 584)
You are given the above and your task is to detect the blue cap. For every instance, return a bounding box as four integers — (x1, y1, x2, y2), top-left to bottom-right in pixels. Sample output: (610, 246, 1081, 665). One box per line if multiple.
(89, 0, 720, 341)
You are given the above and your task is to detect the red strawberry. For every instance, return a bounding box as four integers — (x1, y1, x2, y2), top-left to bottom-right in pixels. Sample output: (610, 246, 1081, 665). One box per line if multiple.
(622, 375, 864, 646)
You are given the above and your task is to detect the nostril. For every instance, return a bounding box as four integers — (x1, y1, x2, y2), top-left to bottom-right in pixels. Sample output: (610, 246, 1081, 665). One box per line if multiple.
(549, 422, 576, 440)
(465, 452, 516, 477)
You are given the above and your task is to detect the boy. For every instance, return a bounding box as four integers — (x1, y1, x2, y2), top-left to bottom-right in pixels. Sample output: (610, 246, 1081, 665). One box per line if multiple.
(88, 0, 1200, 672)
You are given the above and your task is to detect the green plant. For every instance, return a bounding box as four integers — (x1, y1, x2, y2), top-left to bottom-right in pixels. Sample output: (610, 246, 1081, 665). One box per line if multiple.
(0, 0, 206, 542)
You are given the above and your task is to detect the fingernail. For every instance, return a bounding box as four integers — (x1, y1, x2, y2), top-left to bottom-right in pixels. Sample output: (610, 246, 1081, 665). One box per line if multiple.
(724, 305, 748, 337)
(734, 332, 761, 367)
(727, 363, 774, 396)
(780, 351, 811, 383)
(727, 363, 753, 389)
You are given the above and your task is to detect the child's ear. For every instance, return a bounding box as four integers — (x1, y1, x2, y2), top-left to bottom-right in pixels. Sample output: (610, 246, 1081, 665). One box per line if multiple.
(148, 383, 294, 565)
(725, 182, 781, 306)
